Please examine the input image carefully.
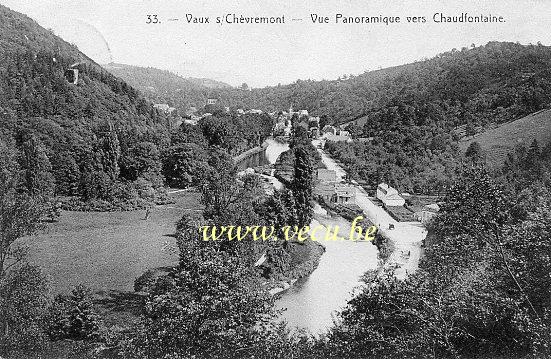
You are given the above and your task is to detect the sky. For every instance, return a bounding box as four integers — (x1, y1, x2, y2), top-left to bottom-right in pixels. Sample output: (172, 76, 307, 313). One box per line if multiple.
(1, 0, 551, 88)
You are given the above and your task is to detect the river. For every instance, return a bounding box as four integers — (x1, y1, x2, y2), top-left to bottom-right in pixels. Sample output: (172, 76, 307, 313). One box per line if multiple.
(262, 139, 379, 335)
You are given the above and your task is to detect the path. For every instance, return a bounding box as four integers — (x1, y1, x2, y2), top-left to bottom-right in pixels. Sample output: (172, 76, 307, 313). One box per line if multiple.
(313, 141, 427, 279)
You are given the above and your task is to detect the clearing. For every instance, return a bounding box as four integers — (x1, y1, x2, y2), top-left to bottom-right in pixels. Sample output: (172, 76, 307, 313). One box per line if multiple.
(23, 190, 202, 294)
(459, 109, 551, 167)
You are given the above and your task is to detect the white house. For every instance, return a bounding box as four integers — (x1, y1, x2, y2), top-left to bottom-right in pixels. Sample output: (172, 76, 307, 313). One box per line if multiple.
(153, 103, 176, 114)
(376, 183, 405, 207)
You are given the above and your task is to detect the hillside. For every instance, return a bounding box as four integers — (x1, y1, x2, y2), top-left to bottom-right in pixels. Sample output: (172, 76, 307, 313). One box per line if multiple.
(459, 109, 551, 167)
(224, 42, 551, 126)
(103, 63, 231, 113)
(0, 4, 172, 208)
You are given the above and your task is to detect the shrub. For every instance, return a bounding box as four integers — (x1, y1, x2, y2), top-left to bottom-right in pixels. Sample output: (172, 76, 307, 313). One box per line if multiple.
(46, 285, 101, 342)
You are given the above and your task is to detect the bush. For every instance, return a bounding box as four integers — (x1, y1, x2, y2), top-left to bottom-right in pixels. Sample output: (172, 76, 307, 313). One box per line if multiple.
(0, 265, 50, 354)
(46, 285, 101, 342)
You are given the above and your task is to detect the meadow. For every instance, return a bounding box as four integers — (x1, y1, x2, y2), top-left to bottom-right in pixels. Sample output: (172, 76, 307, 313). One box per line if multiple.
(23, 190, 202, 294)
(460, 109, 551, 167)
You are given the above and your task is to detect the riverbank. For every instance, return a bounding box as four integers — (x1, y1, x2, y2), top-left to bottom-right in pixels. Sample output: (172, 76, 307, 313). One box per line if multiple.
(275, 203, 379, 333)
(233, 140, 270, 164)
(267, 240, 326, 296)
(314, 142, 427, 280)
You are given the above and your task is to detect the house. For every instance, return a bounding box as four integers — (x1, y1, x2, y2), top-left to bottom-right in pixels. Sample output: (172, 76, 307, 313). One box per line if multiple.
(334, 183, 356, 204)
(309, 127, 320, 139)
(357, 137, 374, 143)
(322, 125, 337, 135)
(315, 182, 356, 204)
(414, 203, 440, 224)
(315, 183, 336, 203)
(376, 183, 405, 206)
(184, 117, 199, 125)
(186, 106, 198, 116)
(207, 98, 217, 105)
(325, 133, 352, 143)
(153, 103, 176, 114)
(317, 169, 337, 182)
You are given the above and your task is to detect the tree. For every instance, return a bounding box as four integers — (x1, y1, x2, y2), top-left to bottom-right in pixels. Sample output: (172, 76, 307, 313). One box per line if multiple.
(162, 143, 209, 188)
(52, 151, 80, 196)
(0, 264, 50, 353)
(120, 141, 162, 183)
(100, 127, 121, 181)
(46, 285, 101, 341)
(464, 141, 485, 165)
(0, 140, 50, 354)
(291, 147, 314, 228)
(0, 138, 43, 278)
(465, 122, 476, 137)
(200, 148, 240, 221)
(123, 237, 275, 359)
(199, 116, 239, 154)
(20, 135, 55, 199)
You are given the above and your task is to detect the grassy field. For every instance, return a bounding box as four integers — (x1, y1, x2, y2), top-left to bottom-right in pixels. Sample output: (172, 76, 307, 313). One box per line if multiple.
(460, 109, 551, 168)
(23, 190, 202, 294)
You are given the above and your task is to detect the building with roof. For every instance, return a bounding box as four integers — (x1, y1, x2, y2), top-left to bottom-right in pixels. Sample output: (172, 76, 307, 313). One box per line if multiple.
(317, 168, 337, 182)
(315, 182, 356, 204)
(376, 183, 405, 207)
(414, 203, 440, 224)
(153, 103, 176, 114)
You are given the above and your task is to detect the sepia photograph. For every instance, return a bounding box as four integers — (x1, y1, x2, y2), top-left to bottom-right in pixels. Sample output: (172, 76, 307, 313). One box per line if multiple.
(0, 0, 550, 358)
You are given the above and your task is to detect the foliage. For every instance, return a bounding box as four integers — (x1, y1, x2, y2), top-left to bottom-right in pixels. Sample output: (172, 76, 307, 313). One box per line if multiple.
(121, 236, 275, 359)
(46, 285, 101, 342)
(0, 264, 51, 354)
(322, 165, 551, 359)
(291, 147, 314, 228)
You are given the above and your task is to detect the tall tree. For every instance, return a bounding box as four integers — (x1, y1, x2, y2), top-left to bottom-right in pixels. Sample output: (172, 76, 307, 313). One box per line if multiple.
(101, 127, 121, 181)
(20, 135, 55, 199)
(0, 138, 43, 278)
(291, 147, 313, 228)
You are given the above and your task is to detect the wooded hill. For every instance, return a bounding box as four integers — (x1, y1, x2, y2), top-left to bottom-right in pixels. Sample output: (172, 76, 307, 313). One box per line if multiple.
(103, 63, 232, 114)
(0, 4, 172, 209)
(229, 41, 551, 129)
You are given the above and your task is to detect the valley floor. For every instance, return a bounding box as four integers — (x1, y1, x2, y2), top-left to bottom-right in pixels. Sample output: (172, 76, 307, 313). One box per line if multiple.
(314, 142, 427, 279)
(23, 189, 201, 294)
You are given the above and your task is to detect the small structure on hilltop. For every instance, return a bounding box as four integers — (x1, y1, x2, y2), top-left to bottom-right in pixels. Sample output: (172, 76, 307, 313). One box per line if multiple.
(64, 68, 79, 85)
(376, 183, 405, 206)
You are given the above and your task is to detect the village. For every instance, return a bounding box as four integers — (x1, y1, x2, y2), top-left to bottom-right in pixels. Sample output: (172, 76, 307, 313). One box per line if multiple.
(151, 96, 442, 230)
